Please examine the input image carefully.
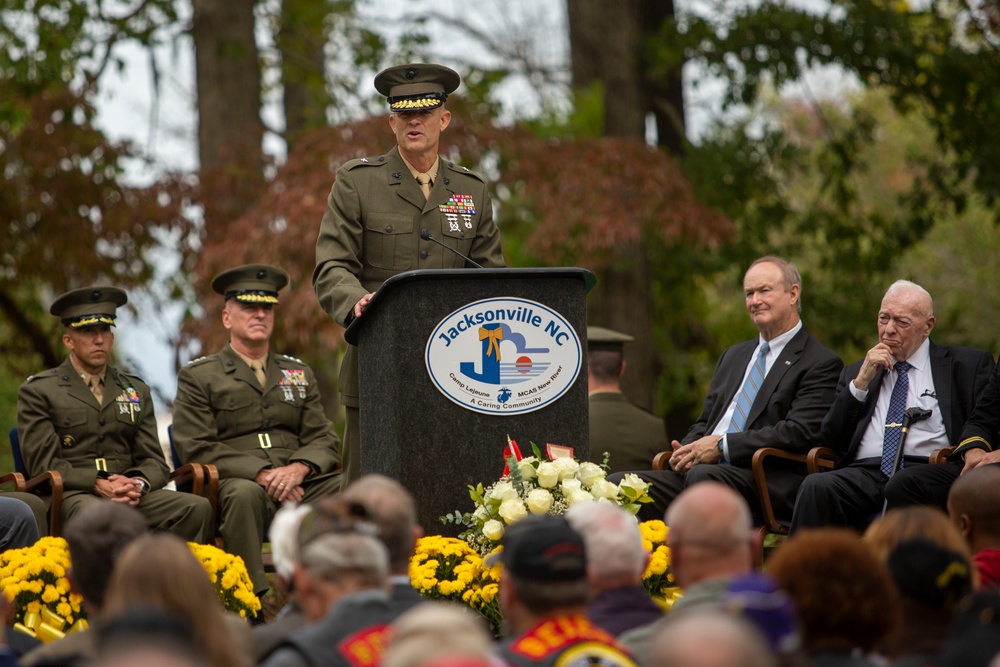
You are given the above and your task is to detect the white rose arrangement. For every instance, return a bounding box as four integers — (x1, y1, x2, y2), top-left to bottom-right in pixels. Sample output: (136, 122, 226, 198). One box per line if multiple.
(442, 441, 653, 555)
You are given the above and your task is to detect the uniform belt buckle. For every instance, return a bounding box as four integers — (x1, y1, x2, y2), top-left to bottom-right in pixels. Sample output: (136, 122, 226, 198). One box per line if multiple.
(95, 457, 108, 472)
(258, 433, 272, 449)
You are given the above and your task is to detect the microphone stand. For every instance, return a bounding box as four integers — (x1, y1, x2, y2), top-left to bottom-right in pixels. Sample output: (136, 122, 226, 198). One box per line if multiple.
(881, 406, 933, 517)
(419, 229, 484, 269)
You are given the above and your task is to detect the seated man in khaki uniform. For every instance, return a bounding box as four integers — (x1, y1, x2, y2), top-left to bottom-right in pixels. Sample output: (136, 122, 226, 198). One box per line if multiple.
(172, 264, 342, 595)
(17, 286, 212, 541)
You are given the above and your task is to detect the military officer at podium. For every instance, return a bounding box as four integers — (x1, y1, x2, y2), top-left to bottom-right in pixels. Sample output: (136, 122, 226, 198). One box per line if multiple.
(313, 62, 505, 483)
(17, 286, 212, 541)
(173, 264, 343, 595)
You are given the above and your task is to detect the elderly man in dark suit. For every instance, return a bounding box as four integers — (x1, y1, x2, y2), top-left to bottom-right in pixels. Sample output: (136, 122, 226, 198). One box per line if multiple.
(313, 63, 505, 485)
(882, 359, 1000, 512)
(790, 280, 994, 532)
(613, 256, 843, 524)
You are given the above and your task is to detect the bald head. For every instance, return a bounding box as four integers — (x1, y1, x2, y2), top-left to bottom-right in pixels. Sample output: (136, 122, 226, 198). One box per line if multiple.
(666, 482, 754, 587)
(949, 464, 1000, 550)
(649, 609, 776, 667)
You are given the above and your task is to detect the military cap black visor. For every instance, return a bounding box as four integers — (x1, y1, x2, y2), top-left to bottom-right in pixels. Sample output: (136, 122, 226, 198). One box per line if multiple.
(374, 63, 460, 111)
(50, 286, 128, 328)
(211, 264, 289, 305)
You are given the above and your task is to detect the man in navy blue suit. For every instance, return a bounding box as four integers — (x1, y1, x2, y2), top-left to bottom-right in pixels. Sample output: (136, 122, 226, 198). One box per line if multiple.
(790, 280, 994, 531)
(613, 256, 843, 526)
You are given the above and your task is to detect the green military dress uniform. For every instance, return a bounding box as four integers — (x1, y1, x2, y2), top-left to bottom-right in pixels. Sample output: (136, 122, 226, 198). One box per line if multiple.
(17, 286, 212, 541)
(173, 343, 342, 593)
(17, 358, 213, 539)
(313, 64, 505, 483)
(589, 393, 669, 473)
(586, 326, 669, 473)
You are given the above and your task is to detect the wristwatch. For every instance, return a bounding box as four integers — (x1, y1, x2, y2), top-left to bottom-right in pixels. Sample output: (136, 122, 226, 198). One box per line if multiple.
(136, 478, 150, 495)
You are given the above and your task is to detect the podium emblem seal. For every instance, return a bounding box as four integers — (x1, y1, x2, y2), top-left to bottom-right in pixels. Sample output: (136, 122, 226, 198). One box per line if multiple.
(425, 297, 582, 415)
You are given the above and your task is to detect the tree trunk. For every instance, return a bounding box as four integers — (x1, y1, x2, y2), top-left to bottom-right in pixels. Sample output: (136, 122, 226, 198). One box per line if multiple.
(191, 0, 265, 233)
(191, 0, 263, 172)
(640, 0, 686, 153)
(278, 0, 329, 148)
(566, 0, 683, 411)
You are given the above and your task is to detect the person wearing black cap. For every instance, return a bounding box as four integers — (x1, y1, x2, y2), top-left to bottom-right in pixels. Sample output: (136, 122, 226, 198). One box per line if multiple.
(587, 326, 669, 473)
(492, 515, 637, 667)
(172, 264, 343, 595)
(16, 286, 212, 540)
(313, 62, 505, 484)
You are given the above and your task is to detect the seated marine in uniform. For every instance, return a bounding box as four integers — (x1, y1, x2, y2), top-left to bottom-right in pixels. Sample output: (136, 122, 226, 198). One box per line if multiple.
(587, 326, 669, 473)
(172, 264, 343, 595)
(17, 286, 212, 541)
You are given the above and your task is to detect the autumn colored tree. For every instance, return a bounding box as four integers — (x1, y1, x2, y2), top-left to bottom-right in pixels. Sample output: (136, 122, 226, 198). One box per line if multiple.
(180, 102, 731, 417)
(0, 1, 196, 436)
(0, 85, 195, 370)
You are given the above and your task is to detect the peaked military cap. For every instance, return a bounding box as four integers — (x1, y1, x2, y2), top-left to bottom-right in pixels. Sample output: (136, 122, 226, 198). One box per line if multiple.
(587, 326, 634, 352)
(374, 63, 460, 111)
(50, 286, 128, 328)
(211, 264, 289, 305)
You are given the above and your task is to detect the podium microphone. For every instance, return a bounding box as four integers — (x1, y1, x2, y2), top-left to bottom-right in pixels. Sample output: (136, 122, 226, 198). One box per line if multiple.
(420, 229, 483, 268)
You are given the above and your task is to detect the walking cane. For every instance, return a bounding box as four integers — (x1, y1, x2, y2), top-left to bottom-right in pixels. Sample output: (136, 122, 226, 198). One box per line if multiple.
(881, 406, 933, 517)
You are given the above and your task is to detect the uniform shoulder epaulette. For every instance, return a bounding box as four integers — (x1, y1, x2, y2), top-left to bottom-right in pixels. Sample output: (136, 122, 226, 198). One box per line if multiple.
(444, 160, 486, 184)
(24, 368, 59, 383)
(185, 354, 219, 368)
(117, 369, 147, 384)
(279, 354, 305, 365)
(343, 155, 388, 171)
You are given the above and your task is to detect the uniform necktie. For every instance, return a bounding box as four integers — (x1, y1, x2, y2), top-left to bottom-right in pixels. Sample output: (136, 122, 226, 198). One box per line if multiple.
(416, 173, 432, 200)
(881, 361, 911, 477)
(729, 342, 770, 433)
(87, 375, 104, 403)
(251, 360, 266, 387)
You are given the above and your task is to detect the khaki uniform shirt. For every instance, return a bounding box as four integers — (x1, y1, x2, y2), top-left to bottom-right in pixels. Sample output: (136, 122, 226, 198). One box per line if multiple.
(172, 343, 340, 480)
(312, 145, 505, 406)
(17, 357, 167, 492)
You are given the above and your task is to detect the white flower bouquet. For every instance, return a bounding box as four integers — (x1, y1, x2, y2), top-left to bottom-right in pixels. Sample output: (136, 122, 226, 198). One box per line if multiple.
(442, 442, 653, 556)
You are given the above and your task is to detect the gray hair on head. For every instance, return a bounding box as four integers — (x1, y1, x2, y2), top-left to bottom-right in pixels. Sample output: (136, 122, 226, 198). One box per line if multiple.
(748, 256, 803, 313)
(299, 531, 390, 588)
(565, 501, 647, 579)
(884, 279, 934, 315)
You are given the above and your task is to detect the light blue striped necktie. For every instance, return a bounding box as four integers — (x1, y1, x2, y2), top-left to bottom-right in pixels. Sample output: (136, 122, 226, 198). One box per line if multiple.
(729, 341, 770, 433)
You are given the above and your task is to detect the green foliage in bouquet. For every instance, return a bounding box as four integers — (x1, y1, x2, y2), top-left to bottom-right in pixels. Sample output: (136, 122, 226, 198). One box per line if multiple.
(442, 442, 652, 556)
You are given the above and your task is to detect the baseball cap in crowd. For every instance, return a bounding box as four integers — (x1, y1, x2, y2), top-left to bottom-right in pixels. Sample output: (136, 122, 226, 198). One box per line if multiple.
(487, 515, 586, 581)
(721, 573, 801, 655)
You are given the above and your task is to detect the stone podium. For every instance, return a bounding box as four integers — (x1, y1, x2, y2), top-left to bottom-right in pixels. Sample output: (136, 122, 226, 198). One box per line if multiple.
(344, 267, 595, 534)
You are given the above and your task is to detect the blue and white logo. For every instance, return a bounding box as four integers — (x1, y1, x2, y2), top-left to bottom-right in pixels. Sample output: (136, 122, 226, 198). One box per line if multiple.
(425, 297, 583, 415)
